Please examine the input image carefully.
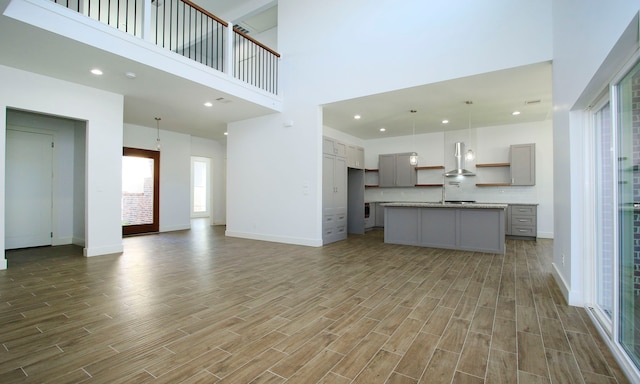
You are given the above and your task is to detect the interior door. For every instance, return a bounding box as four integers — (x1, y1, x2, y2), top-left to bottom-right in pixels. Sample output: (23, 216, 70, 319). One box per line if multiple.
(5, 129, 53, 249)
(122, 147, 160, 235)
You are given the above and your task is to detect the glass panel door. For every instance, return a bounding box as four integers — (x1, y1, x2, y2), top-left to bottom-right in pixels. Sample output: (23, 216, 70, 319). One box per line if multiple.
(617, 60, 640, 368)
(594, 101, 614, 321)
(122, 147, 160, 235)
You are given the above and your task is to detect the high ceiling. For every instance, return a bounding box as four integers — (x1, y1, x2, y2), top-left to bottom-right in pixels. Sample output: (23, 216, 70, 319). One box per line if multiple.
(0, 0, 553, 141)
(322, 62, 552, 140)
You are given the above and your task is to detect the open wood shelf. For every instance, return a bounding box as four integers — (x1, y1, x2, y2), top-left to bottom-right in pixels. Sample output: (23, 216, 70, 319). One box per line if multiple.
(415, 165, 445, 170)
(365, 185, 379, 188)
(365, 168, 378, 172)
(475, 163, 510, 168)
(476, 183, 512, 187)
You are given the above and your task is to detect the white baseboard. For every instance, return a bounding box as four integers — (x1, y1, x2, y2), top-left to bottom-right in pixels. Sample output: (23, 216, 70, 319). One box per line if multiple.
(552, 262, 584, 306)
(0, 257, 6, 270)
(225, 230, 322, 247)
(537, 231, 553, 239)
(52, 237, 72, 246)
(84, 244, 123, 257)
(160, 224, 191, 232)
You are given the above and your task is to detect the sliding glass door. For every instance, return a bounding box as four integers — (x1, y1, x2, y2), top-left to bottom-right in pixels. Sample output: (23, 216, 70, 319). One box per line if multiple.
(594, 100, 614, 322)
(616, 60, 640, 368)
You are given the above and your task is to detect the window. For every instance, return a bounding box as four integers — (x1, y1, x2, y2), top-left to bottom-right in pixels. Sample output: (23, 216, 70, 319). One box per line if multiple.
(191, 157, 210, 218)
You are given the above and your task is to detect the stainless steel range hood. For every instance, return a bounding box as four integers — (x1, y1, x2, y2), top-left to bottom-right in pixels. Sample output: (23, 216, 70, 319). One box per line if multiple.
(444, 142, 475, 177)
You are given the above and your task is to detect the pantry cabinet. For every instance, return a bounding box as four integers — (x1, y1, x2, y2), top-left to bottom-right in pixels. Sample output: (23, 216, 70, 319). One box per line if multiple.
(323, 137, 347, 244)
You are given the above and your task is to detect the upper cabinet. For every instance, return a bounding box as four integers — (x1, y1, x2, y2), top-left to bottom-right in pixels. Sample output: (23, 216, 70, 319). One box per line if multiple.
(323, 136, 346, 157)
(476, 143, 536, 186)
(346, 145, 365, 169)
(379, 153, 417, 187)
(510, 143, 535, 186)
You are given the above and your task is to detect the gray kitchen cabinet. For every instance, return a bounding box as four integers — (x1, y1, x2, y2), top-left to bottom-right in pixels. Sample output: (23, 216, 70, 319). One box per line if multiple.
(510, 143, 535, 186)
(508, 204, 537, 239)
(384, 205, 506, 253)
(375, 202, 385, 227)
(323, 152, 347, 244)
(378, 153, 417, 187)
(323, 136, 347, 157)
(346, 145, 364, 169)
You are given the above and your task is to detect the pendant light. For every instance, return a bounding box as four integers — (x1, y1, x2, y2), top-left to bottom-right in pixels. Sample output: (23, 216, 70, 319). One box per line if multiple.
(464, 101, 475, 161)
(155, 117, 161, 151)
(409, 109, 418, 166)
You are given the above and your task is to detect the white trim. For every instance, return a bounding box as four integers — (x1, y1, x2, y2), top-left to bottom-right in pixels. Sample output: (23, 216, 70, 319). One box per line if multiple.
(225, 230, 323, 247)
(585, 307, 640, 383)
(552, 262, 584, 306)
(52, 237, 73, 246)
(0, 258, 6, 270)
(84, 244, 123, 257)
(159, 224, 191, 232)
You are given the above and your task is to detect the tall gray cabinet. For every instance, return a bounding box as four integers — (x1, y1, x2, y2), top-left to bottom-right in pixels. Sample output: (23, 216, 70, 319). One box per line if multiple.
(323, 137, 348, 244)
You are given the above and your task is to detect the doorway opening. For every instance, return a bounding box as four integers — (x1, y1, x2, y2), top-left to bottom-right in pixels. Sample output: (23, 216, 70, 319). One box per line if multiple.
(190, 156, 210, 219)
(122, 147, 159, 235)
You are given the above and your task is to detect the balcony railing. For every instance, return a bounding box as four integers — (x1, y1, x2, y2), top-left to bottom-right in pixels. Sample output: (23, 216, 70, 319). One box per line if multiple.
(49, 0, 279, 94)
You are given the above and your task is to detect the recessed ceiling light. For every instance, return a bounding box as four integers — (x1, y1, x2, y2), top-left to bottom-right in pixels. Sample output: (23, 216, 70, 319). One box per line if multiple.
(354, 115, 361, 120)
(90, 68, 103, 75)
(379, 128, 386, 132)
(224, 132, 228, 135)
(442, 119, 449, 124)
(512, 111, 521, 116)
(124, 72, 136, 79)
(204, 102, 213, 107)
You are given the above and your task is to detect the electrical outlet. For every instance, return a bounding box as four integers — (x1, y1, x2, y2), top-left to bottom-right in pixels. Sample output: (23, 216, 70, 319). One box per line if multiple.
(561, 253, 565, 265)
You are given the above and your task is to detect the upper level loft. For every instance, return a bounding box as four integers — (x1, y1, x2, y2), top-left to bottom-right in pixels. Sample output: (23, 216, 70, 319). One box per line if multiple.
(0, 0, 282, 134)
(48, 0, 279, 95)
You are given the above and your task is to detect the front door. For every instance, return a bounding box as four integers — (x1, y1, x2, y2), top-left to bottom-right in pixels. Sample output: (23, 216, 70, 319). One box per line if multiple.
(122, 147, 160, 235)
(5, 129, 53, 249)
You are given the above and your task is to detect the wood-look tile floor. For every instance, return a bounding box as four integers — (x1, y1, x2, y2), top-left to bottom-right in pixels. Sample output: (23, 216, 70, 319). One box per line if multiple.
(0, 222, 631, 383)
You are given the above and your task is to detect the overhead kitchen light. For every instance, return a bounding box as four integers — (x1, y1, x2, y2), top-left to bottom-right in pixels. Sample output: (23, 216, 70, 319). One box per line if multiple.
(442, 119, 449, 124)
(409, 110, 418, 166)
(354, 114, 361, 120)
(90, 68, 103, 75)
(379, 127, 386, 132)
(464, 101, 475, 161)
(512, 110, 521, 116)
(155, 117, 161, 151)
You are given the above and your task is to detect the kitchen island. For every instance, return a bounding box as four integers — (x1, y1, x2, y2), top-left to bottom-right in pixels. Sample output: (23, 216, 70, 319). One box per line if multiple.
(382, 202, 508, 254)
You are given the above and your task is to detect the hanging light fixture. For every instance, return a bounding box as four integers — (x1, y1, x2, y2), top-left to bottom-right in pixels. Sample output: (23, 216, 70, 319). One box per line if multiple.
(464, 101, 475, 161)
(409, 109, 418, 166)
(155, 117, 161, 151)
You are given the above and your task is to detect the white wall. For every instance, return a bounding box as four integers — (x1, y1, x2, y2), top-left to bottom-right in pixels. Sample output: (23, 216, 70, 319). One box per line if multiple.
(0, 64, 124, 268)
(123, 125, 228, 231)
(227, 0, 553, 246)
(552, 1, 639, 305)
(191, 136, 227, 225)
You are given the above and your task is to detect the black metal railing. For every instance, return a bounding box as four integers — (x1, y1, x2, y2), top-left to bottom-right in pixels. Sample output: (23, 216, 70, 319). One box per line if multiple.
(233, 26, 279, 94)
(152, 0, 226, 71)
(52, 0, 143, 37)
(48, 0, 280, 94)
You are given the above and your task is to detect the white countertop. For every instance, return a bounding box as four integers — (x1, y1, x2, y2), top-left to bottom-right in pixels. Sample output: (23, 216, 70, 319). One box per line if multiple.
(381, 202, 508, 209)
